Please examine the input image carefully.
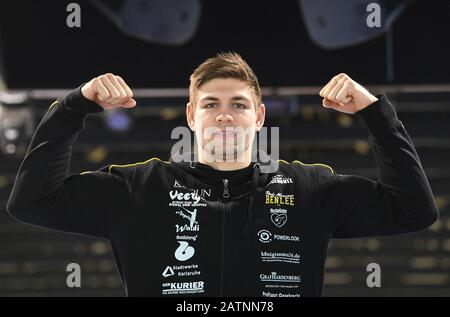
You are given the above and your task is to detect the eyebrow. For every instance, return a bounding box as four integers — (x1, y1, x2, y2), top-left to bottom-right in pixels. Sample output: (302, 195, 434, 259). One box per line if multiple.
(199, 95, 252, 103)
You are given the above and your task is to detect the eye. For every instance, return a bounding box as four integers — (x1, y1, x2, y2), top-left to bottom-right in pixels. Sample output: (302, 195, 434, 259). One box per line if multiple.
(233, 103, 247, 109)
(203, 103, 216, 109)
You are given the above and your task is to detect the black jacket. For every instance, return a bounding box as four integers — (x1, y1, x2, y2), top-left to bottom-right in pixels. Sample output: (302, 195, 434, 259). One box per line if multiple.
(7, 86, 439, 297)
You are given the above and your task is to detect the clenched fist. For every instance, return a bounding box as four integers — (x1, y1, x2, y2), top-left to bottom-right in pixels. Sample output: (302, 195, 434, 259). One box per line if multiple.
(81, 73, 136, 110)
(319, 73, 378, 114)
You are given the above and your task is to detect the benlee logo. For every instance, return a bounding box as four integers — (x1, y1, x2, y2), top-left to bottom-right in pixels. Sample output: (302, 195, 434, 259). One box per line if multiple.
(265, 191, 295, 206)
(169, 190, 201, 204)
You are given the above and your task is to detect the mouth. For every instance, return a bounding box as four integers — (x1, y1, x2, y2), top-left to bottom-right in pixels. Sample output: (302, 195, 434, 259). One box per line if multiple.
(214, 131, 236, 137)
(210, 128, 237, 138)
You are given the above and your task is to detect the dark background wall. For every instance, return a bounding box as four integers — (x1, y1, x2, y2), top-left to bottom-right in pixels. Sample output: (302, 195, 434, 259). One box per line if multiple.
(0, 0, 449, 89)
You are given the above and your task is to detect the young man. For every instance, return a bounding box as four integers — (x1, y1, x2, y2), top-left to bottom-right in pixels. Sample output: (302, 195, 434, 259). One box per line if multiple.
(7, 52, 438, 297)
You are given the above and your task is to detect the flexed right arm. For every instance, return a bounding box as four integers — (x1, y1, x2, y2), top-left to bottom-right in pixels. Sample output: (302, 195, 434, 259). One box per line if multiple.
(81, 73, 136, 109)
(6, 74, 136, 239)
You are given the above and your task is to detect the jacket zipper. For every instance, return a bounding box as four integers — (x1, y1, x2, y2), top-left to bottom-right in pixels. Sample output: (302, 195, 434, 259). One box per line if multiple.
(220, 178, 230, 297)
(222, 179, 230, 198)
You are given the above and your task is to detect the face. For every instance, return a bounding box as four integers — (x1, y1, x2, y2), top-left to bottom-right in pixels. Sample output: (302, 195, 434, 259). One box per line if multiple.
(187, 78, 265, 163)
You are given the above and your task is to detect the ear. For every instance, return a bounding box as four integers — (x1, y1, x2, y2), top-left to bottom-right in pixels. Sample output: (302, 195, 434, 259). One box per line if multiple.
(255, 103, 266, 132)
(186, 102, 195, 131)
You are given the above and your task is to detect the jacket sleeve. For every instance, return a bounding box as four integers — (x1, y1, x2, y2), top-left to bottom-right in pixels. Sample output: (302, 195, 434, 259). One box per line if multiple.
(6, 85, 130, 240)
(317, 94, 439, 239)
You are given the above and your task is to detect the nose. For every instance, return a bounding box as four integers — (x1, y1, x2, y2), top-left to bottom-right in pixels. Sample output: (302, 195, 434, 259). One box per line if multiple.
(216, 112, 234, 123)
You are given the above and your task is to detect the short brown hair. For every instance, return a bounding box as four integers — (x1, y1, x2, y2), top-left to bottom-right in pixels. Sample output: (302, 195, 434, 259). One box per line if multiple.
(189, 52, 262, 109)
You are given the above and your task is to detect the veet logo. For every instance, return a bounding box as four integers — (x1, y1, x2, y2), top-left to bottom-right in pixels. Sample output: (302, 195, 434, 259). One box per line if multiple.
(170, 190, 201, 204)
(169, 189, 207, 207)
